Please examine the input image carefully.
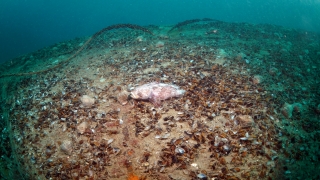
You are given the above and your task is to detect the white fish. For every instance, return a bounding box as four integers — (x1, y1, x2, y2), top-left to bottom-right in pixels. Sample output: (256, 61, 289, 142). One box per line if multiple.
(130, 82, 185, 106)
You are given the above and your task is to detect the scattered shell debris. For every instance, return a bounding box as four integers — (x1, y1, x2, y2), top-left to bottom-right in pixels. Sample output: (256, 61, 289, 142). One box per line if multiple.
(0, 19, 319, 180)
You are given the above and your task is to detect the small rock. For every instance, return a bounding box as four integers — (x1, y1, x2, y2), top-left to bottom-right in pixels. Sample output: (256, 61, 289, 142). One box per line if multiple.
(117, 91, 130, 105)
(77, 121, 88, 134)
(252, 75, 263, 84)
(81, 95, 95, 107)
(60, 140, 73, 155)
(155, 41, 164, 48)
(281, 103, 294, 118)
(236, 115, 254, 128)
(281, 102, 304, 118)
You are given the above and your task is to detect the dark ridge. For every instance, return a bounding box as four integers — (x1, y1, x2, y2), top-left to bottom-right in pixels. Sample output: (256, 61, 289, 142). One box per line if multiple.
(168, 18, 218, 33)
(95, 23, 154, 37)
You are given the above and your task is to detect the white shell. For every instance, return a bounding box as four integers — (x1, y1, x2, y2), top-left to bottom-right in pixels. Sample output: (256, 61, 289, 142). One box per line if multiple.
(107, 139, 114, 144)
(77, 121, 88, 134)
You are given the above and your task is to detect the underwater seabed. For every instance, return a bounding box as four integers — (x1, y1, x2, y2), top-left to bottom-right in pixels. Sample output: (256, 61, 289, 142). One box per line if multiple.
(0, 19, 319, 180)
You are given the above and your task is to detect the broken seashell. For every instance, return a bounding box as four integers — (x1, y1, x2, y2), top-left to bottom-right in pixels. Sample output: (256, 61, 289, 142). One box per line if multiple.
(175, 147, 185, 154)
(108, 139, 114, 144)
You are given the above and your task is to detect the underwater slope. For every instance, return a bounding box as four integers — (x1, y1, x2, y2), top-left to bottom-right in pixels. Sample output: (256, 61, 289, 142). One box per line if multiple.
(0, 19, 319, 179)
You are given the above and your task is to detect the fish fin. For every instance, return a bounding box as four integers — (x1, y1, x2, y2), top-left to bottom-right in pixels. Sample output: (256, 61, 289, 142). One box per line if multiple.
(149, 93, 161, 107)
